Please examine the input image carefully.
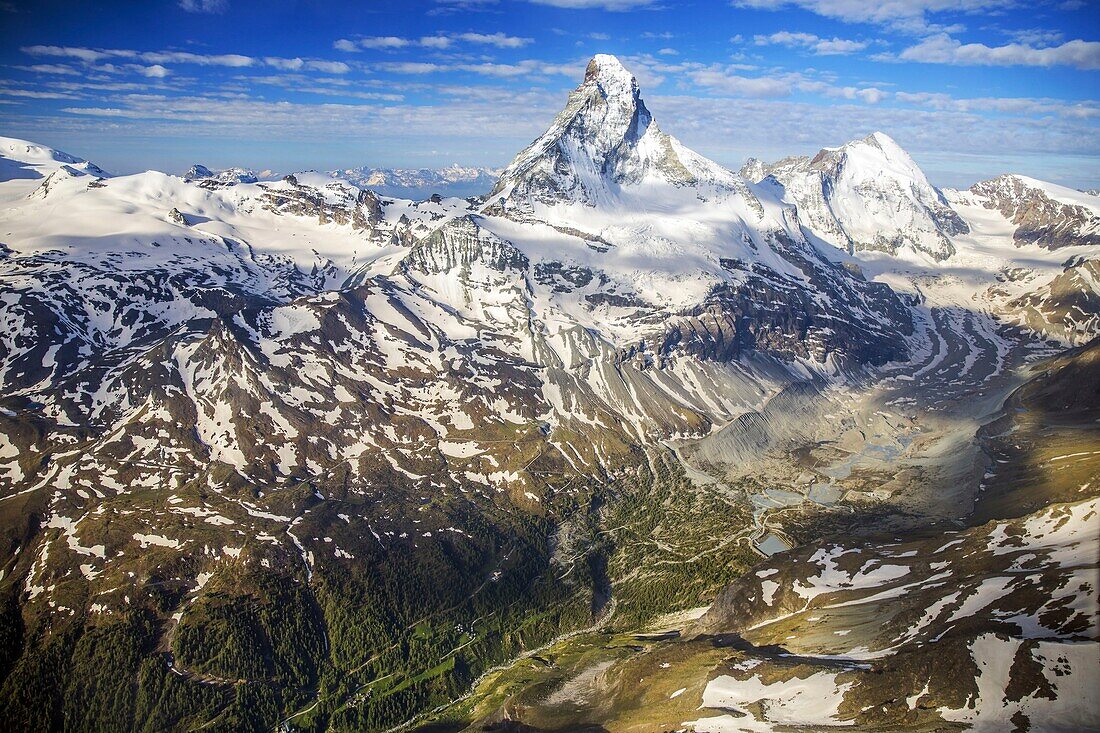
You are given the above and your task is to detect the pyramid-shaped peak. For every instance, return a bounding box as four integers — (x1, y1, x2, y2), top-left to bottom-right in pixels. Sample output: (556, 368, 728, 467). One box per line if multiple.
(584, 54, 637, 93)
(813, 131, 921, 176)
(862, 131, 898, 147)
(857, 131, 911, 159)
(487, 52, 745, 209)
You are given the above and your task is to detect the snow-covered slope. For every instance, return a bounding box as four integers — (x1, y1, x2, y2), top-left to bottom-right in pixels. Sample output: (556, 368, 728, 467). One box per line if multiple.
(0, 135, 111, 202)
(940, 183, 1100, 345)
(744, 132, 968, 261)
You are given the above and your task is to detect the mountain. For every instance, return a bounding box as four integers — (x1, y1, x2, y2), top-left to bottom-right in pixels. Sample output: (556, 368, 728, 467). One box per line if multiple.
(742, 132, 968, 261)
(329, 164, 499, 199)
(0, 54, 1098, 733)
(478, 54, 911, 367)
(0, 136, 111, 186)
(404, 338, 1100, 733)
(489, 54, 752, 210)
(961, 173, 1100, 250)
(184, 163, 260, 185)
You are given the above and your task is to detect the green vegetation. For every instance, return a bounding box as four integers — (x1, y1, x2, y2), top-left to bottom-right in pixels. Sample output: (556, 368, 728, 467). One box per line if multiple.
(0, 447, 757, 733)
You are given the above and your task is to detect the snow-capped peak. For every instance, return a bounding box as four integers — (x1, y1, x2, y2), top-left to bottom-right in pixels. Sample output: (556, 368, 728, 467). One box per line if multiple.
(755, 132, 967, 261)
(185, 164, 214, 179)
(584, 53, 639, 100)
(487, 54, 743, 211)
(862, 131, 906, 156)
(812, 131, 927, 187)
(963, 173, 1100, 249)
(184, 164, 258, 185)
(0, 135, 110, 179)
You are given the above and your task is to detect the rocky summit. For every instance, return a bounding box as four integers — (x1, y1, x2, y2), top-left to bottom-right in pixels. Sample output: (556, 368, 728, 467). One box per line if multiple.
(0, 55, 1097, 733)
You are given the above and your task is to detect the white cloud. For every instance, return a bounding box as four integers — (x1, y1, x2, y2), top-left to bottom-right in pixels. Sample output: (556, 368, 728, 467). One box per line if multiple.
(683, 64, 888, 103)
(0, 87, 80, 100)
(140, 65, 171, 78)
(178, 0, 227, 13)
(261, 58, 350, 73)
(419, 36, 453, 49)
(753, 31, 868, 55)
(141, 51, 254, 67)
(894, 90, 1100, 119)
(430, 0, 500, 13)
(12, 64, 83, 75)
(897, 34, 1100, 70)
(1005, 28, 1064, 47)
(376, 62, 442, 74)
(813, 38, 868, 55)
(528, 0, 658, 8)
(687, 68, 795, 98)
(355, 37, 412, 50)
(336, 33, 531, 52)
(23, 45, 352, 73)
(732, 0, 1010, 34)
(456, 32, 533, 48)
(246, 75, 405, 101)
(374, 58, 582, 79)
(24, 45, 254, 68)
(434, 0, 656, 9)
(22, 45, 113, 63)
(840, 86, 886, 103)
(658, 47, 679, 55)
(264, 57, 305, 71)
(304, 60, 351, 74)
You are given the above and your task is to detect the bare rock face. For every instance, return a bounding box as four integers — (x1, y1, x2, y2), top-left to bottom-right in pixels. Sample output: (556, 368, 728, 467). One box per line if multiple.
(259, 177, 387, 234)
(1006, 257, 1100, 343)
(970, 174, 1100, 250)
(404, 216, 529, 275)
(166, 207, 188, 226)
(655, 251, 912, 367)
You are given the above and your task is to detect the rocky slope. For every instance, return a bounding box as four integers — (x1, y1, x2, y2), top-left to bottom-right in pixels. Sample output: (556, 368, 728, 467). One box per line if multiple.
(415, 340, 1099, 733)
(966, 174, 1100, 250)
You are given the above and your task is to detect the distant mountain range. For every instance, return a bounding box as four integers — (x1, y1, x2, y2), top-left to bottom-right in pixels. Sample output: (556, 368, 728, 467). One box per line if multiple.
(182, 161, 500, 199)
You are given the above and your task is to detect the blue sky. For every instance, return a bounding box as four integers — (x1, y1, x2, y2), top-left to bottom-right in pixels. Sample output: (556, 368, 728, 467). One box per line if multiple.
(1, 0, 1097, 188)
